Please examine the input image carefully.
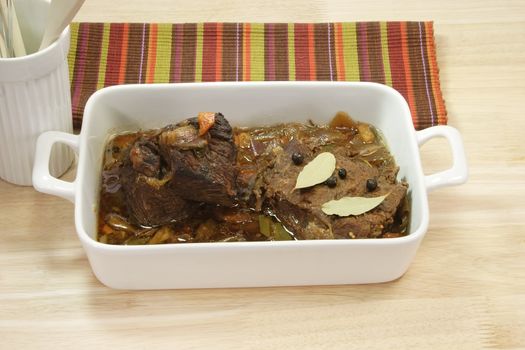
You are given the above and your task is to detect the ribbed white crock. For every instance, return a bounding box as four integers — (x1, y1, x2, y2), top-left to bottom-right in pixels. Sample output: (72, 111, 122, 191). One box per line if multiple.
(0, 27, 73, 186)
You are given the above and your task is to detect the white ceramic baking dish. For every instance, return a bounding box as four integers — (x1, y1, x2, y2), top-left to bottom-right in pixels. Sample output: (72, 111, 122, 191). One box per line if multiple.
(32, 82, 467, 289)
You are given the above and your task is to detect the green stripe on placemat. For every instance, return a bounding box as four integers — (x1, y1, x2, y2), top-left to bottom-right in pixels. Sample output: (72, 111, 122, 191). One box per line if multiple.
(68, 22, 447, 130)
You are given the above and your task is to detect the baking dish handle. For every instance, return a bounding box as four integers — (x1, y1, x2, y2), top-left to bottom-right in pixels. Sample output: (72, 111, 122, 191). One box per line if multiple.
(416, 126, 468, 193)
(32, 131, 79, 203)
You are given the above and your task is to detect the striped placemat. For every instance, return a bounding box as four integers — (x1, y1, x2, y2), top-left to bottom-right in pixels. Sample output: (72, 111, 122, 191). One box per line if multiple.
(68, 22, 447, 130)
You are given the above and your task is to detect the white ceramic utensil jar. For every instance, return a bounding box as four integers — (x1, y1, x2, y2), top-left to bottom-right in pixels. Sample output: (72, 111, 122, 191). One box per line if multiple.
(0, 26, 73, 186)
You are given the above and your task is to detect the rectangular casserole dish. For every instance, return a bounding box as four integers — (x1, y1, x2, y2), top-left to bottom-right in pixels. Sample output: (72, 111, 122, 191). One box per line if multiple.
(33, 82, 467, 289)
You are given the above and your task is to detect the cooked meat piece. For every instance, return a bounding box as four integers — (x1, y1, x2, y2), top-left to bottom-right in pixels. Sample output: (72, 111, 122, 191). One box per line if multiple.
(331, 184, 407, 238)
(159, 113, 238, 206)
(261, 144, 332, 240)
(205, 113, 234, 141)
(129, 139, 161, 178)
(261, 141, 407, 239)
(119, 113, 238, 226)
(121, 166, 197, 227)
(121, 138, 198, 227)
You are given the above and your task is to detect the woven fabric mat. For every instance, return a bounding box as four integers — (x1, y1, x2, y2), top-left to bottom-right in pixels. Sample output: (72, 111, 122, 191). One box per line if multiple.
(68, 22, 447, 130)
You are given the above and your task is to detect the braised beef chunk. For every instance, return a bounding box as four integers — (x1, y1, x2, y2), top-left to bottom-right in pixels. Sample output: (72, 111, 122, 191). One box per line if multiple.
(260, 144, 332, 240)
(129, 139, 161, 178)
(121, 165, 197, 227)
(119, 135, 196, 227)
(204, 113, 233, 141)
(98, 112, 410, 244)
(331, 184, 407, 238)
(255, 129, 408, 239)
(118, 113, 237, 226)
(160, 113, 238, 206)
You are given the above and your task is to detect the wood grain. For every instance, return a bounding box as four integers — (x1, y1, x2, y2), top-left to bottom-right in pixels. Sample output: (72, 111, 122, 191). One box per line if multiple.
(1, 1, 524, 348)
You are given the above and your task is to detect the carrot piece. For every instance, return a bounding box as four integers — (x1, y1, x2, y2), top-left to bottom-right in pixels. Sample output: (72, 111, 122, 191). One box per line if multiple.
(101, 224, 113, 235)
(198, 112, 216, 136)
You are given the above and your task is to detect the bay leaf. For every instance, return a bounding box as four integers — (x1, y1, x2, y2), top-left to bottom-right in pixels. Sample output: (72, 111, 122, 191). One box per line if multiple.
(294, 152, 336, 189)
(321, 194, 388, 216)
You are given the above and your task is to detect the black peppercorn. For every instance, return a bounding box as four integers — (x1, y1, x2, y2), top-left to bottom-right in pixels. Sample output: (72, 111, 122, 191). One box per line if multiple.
(291, 152, 304, 165)
(326, 176, 337, 188)
(338, 168, 347, 179)
(366, 178, 378, 191)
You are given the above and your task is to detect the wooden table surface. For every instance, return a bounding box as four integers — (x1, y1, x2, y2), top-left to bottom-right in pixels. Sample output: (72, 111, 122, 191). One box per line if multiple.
(1, 0, 524, 348)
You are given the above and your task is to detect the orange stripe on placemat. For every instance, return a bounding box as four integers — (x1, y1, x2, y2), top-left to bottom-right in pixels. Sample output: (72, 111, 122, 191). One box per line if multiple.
(334, 23, 345, 81)
(243, 23, 251, 81)
(146, 24, 158, 83)
(307, 24, 316, 80)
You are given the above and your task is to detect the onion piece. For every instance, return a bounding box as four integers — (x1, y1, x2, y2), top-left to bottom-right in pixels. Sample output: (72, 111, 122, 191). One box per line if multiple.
(198, 112, 216, 136)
